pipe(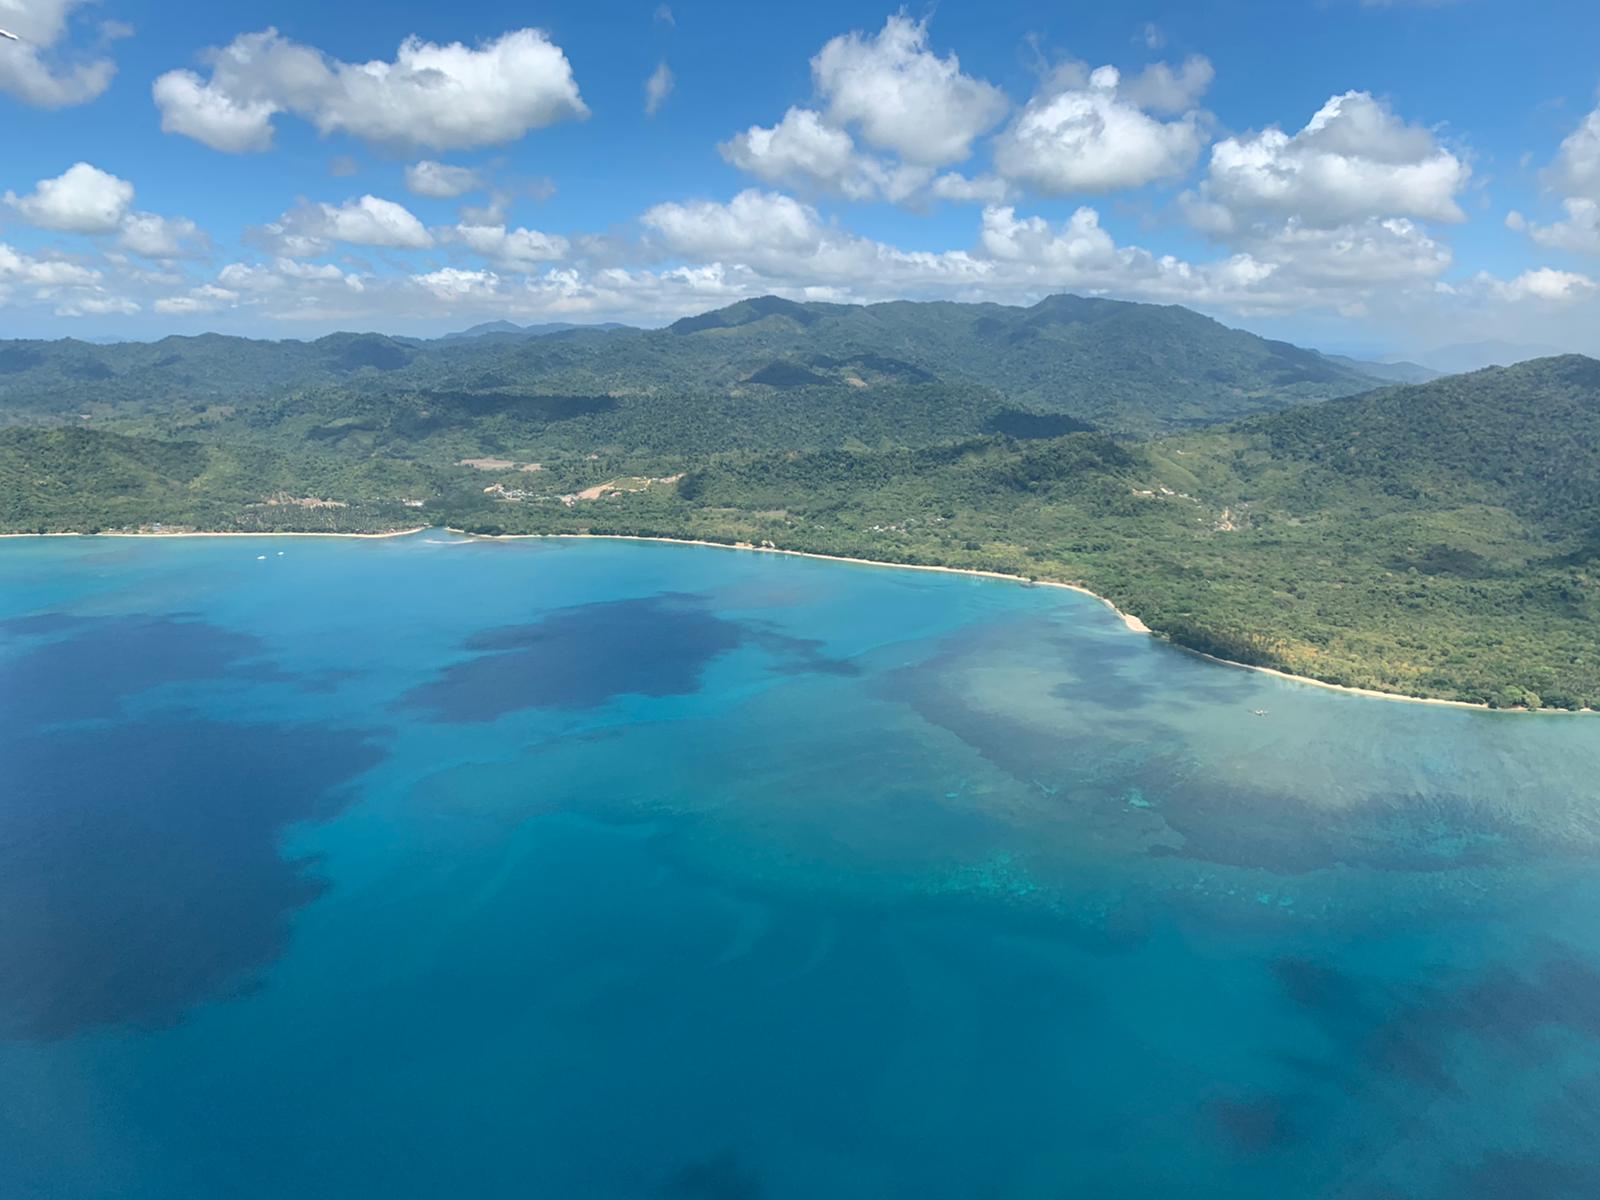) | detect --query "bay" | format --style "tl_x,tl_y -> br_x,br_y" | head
3,532 -> 1598,1199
